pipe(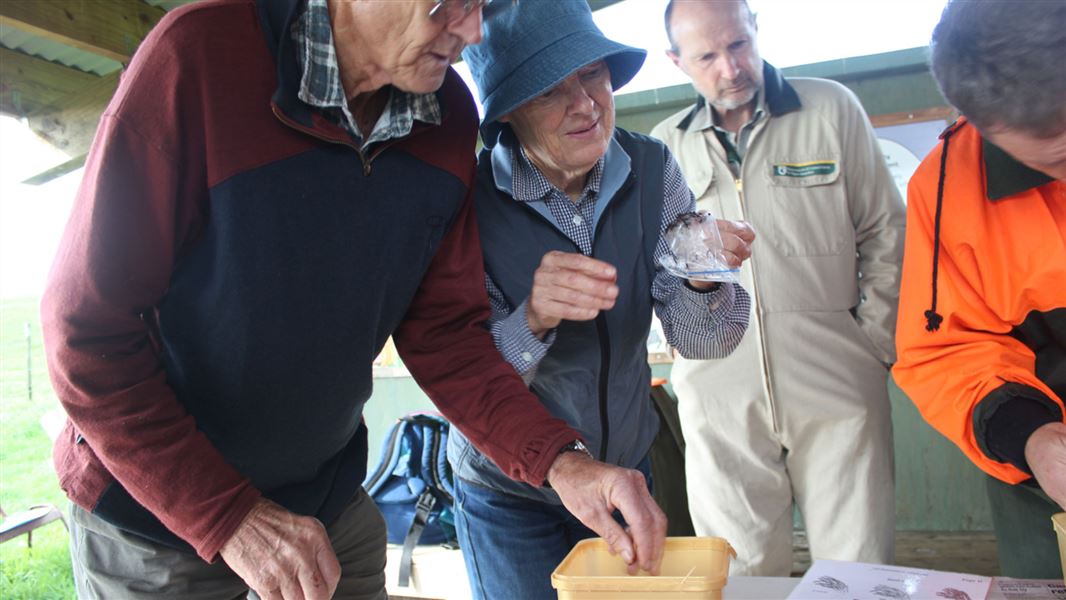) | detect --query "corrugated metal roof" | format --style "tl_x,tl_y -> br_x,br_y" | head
0,26 -> 122,76
1,0 -> 615,78
0,0 -> 632,98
